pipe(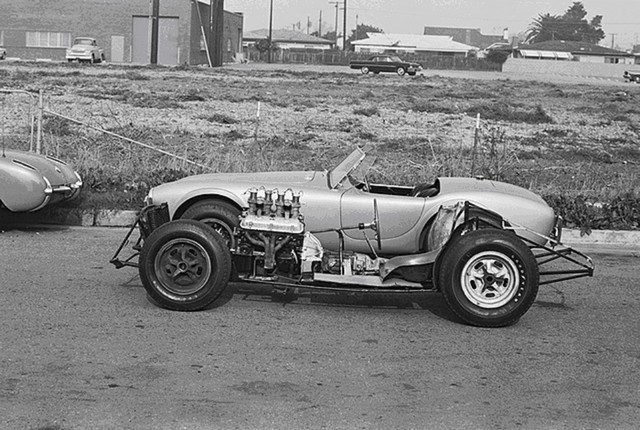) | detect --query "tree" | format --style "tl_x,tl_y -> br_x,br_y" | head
323,30 -> 337,43
255,38 -> 277,54
525,1 -> 605,44
345,24 -> 383,51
